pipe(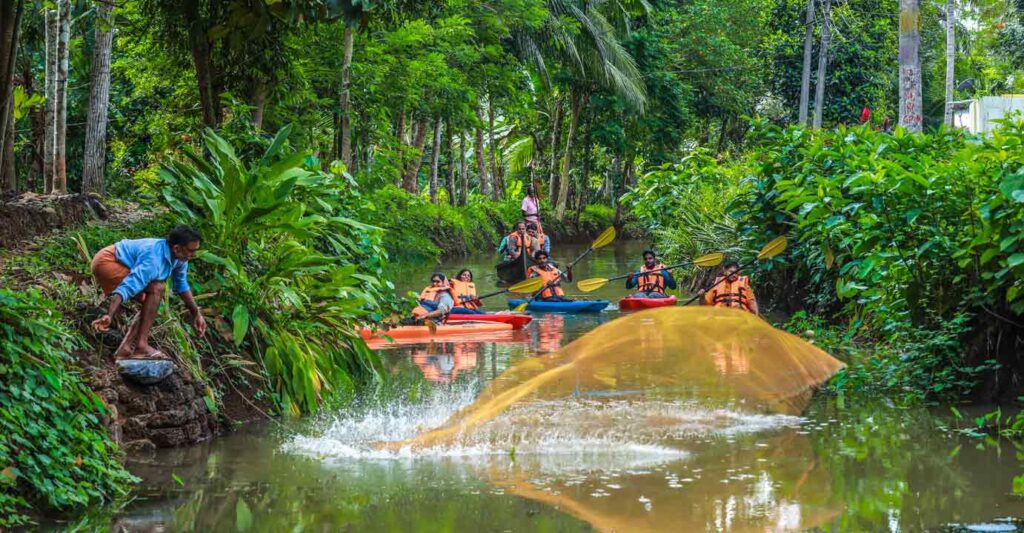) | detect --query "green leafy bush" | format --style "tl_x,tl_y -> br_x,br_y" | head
157,126 -> 401,415
0,289 -> 136,527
